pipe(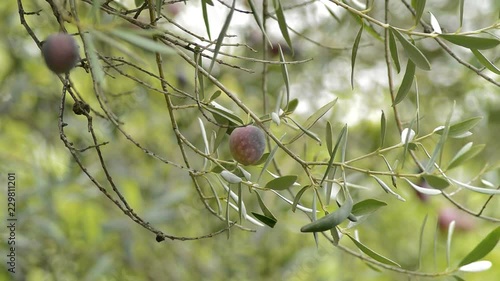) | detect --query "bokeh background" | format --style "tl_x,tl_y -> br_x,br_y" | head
1,0 -> 499,280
